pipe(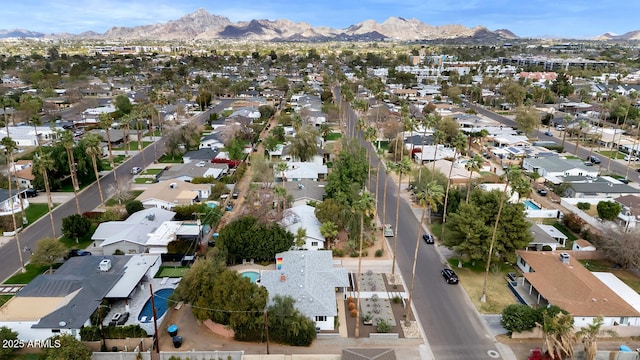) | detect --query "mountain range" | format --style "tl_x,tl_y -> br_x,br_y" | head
0,9 -> 638,41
